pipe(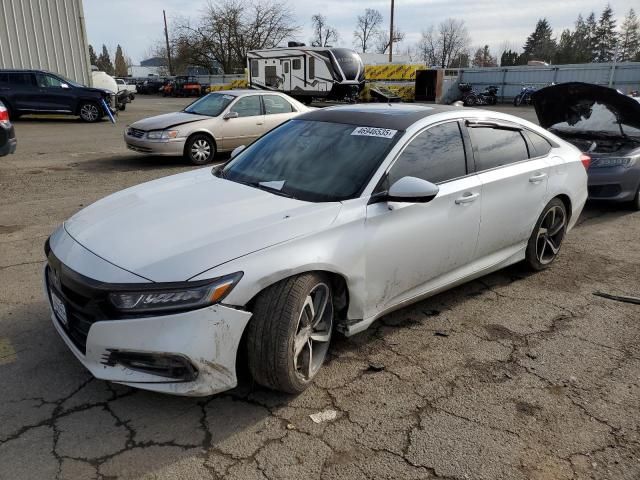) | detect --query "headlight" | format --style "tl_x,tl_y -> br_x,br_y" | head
146,130 -> 179,140
108,272 -> 243,313
590,156 -> 637,168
